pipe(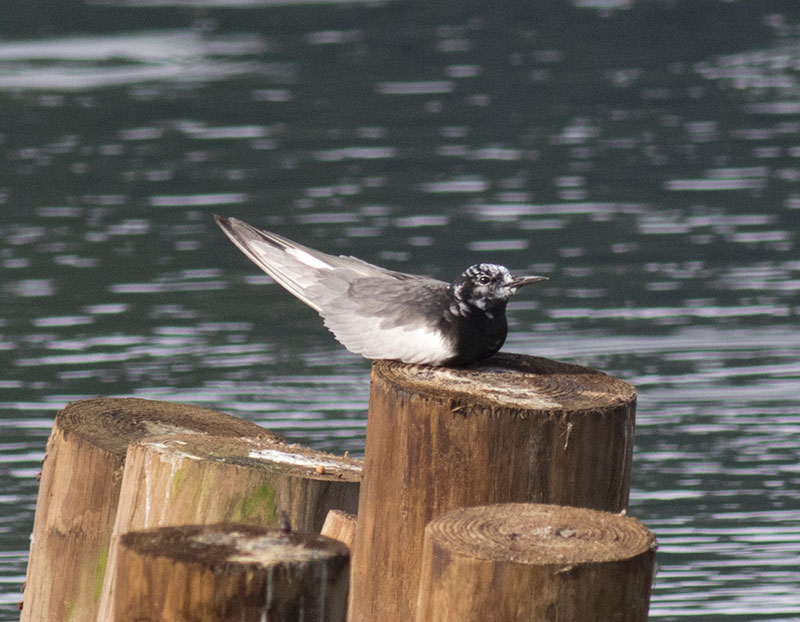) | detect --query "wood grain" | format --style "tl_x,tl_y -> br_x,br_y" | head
21,398 -> 276,622
322,509 -> 358,550
416,503 -> 656,621
113,523 -> 349,622
97,433 -> 360,620
349,353 -> 637,622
